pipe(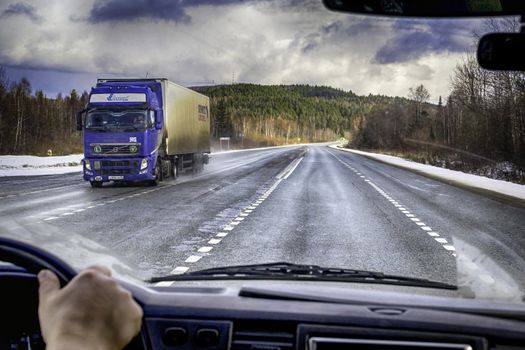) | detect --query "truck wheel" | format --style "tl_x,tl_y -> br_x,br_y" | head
150,158 -> 162,186
90,181 -> 103,188
172,159 -> 178,179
